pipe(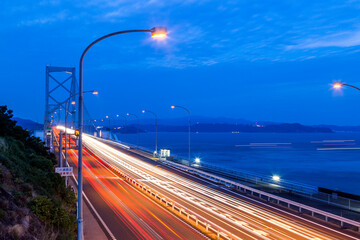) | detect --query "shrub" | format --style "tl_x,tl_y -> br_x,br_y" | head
29,196 -> 54,223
